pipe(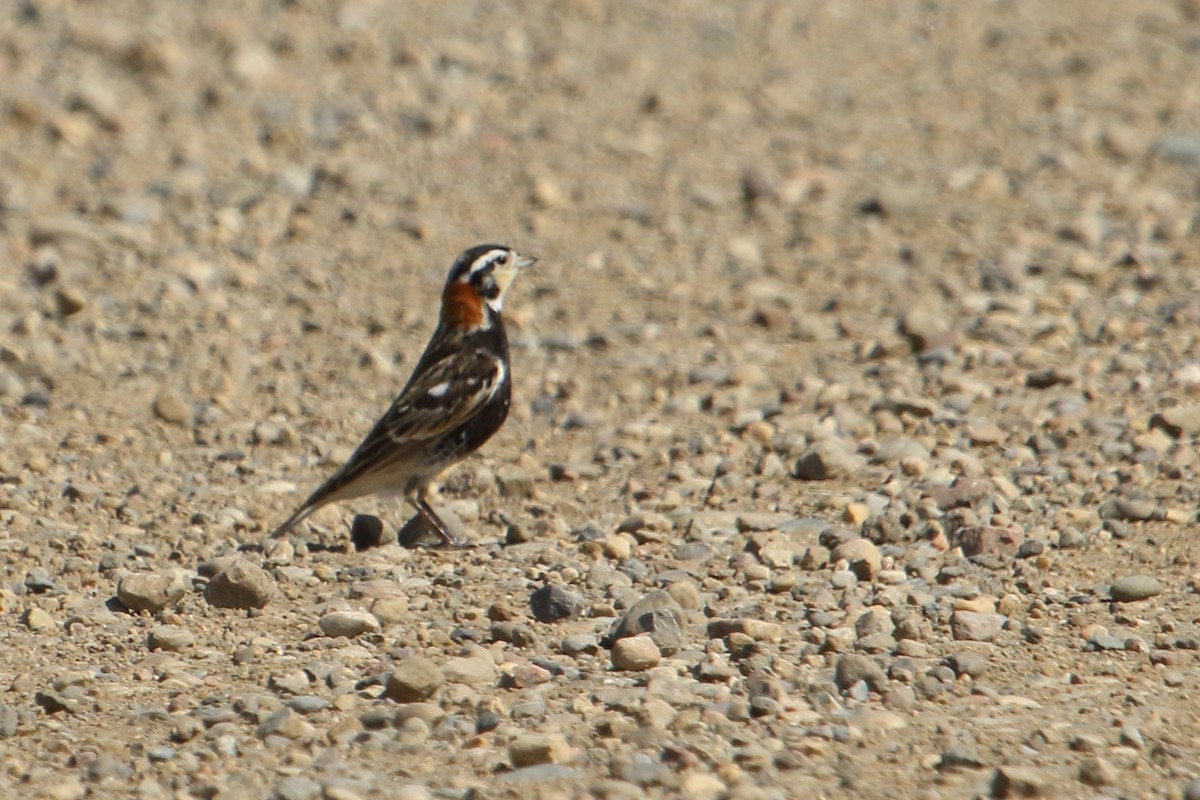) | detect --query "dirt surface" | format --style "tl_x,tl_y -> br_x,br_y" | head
2,1 -> 1200,798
